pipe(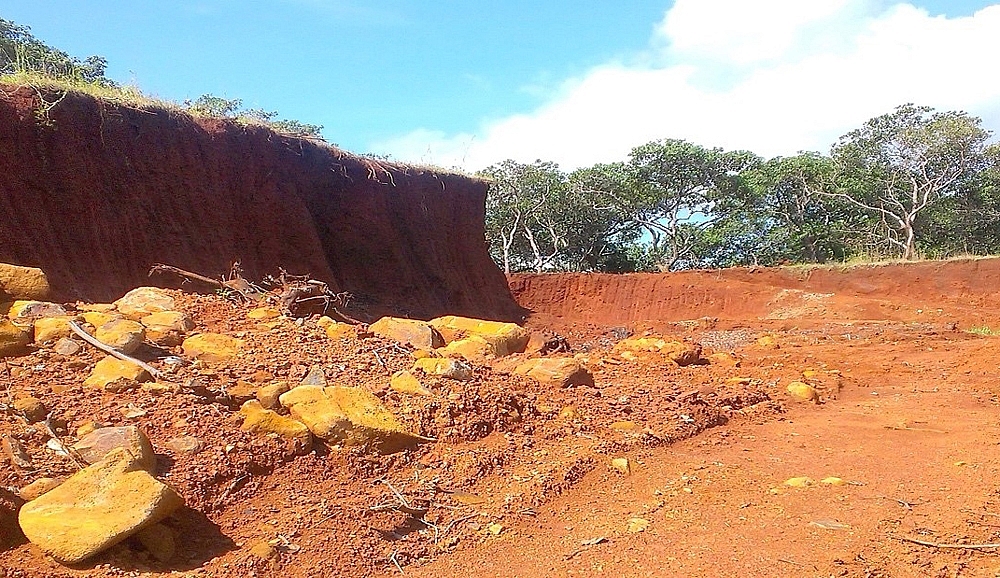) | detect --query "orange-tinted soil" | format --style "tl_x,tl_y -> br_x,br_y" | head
4,258 -> 1000,577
